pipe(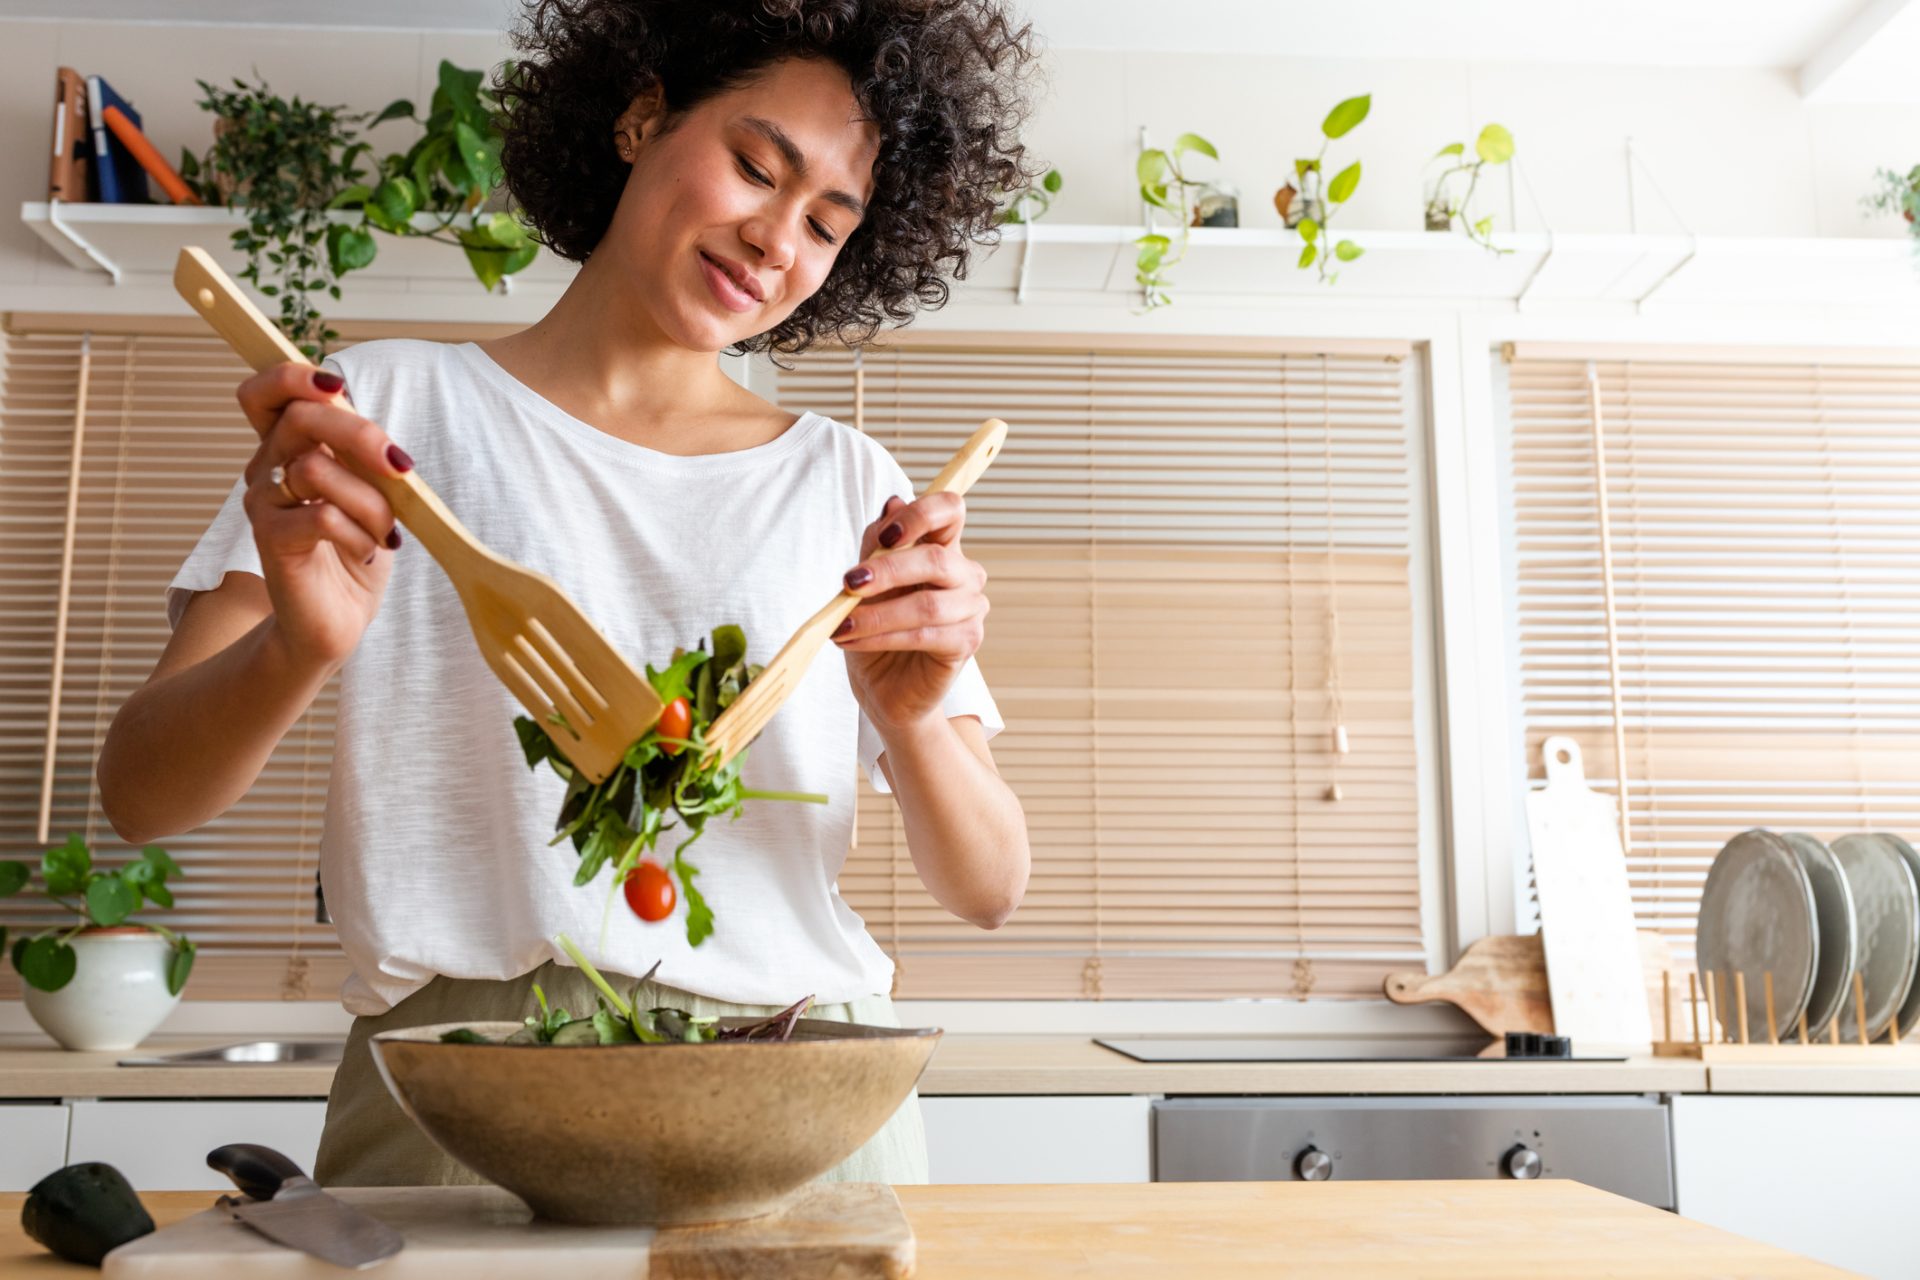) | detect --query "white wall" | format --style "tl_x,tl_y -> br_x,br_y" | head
5,17 -> 1920,302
